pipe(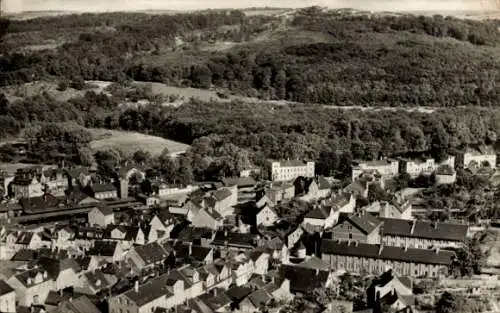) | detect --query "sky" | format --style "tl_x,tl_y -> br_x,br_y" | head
2,0 -> 498,13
